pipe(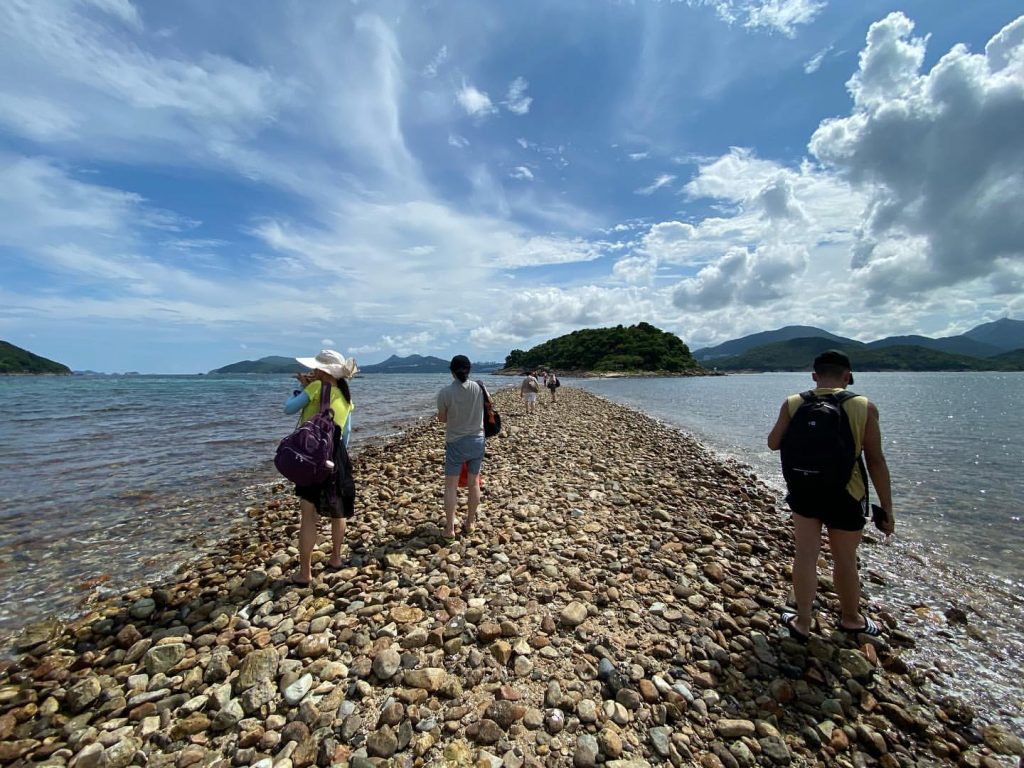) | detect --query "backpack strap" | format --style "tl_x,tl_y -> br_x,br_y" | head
319,382 -> 333,416
476,380 -> 491,403
833,390 -> 870,514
